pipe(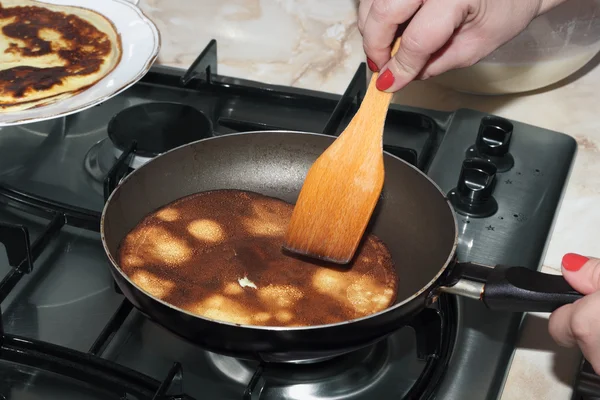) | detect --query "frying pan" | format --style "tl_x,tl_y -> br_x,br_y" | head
101,130 -> 583,363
